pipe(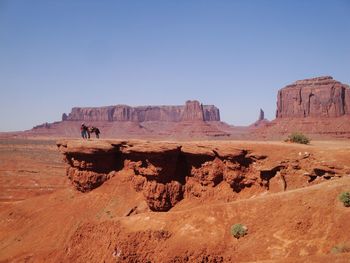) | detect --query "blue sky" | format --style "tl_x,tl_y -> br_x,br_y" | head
1,0 -> 349,131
